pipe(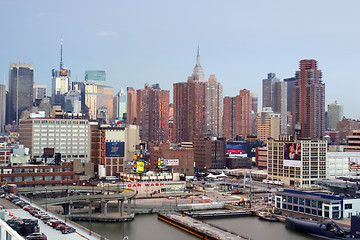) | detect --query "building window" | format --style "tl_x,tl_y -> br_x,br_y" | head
44,176 -> 52,181
345,204 -> 352,210
24,176 -> 33,182
13,177 -> 22,182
